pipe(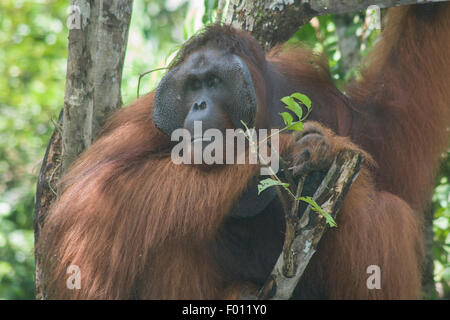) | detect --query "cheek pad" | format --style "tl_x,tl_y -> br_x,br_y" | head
153,66 -> 186,136
221,55 -> 258,129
